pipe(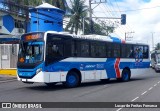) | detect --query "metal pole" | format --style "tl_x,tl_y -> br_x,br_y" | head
83,17 -> 85,35
152,32 -> 154,50
125,32 -> 134,41
0,45 -> 2,69
89,0 -> 93,34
